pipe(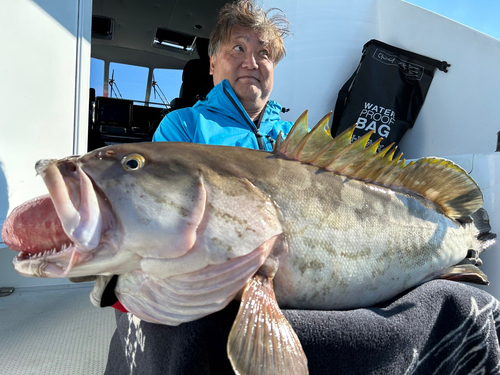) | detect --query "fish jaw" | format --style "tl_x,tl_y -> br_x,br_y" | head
5,157 -> 123,278
12,241 -> 84,278
35,158 -> 102,251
